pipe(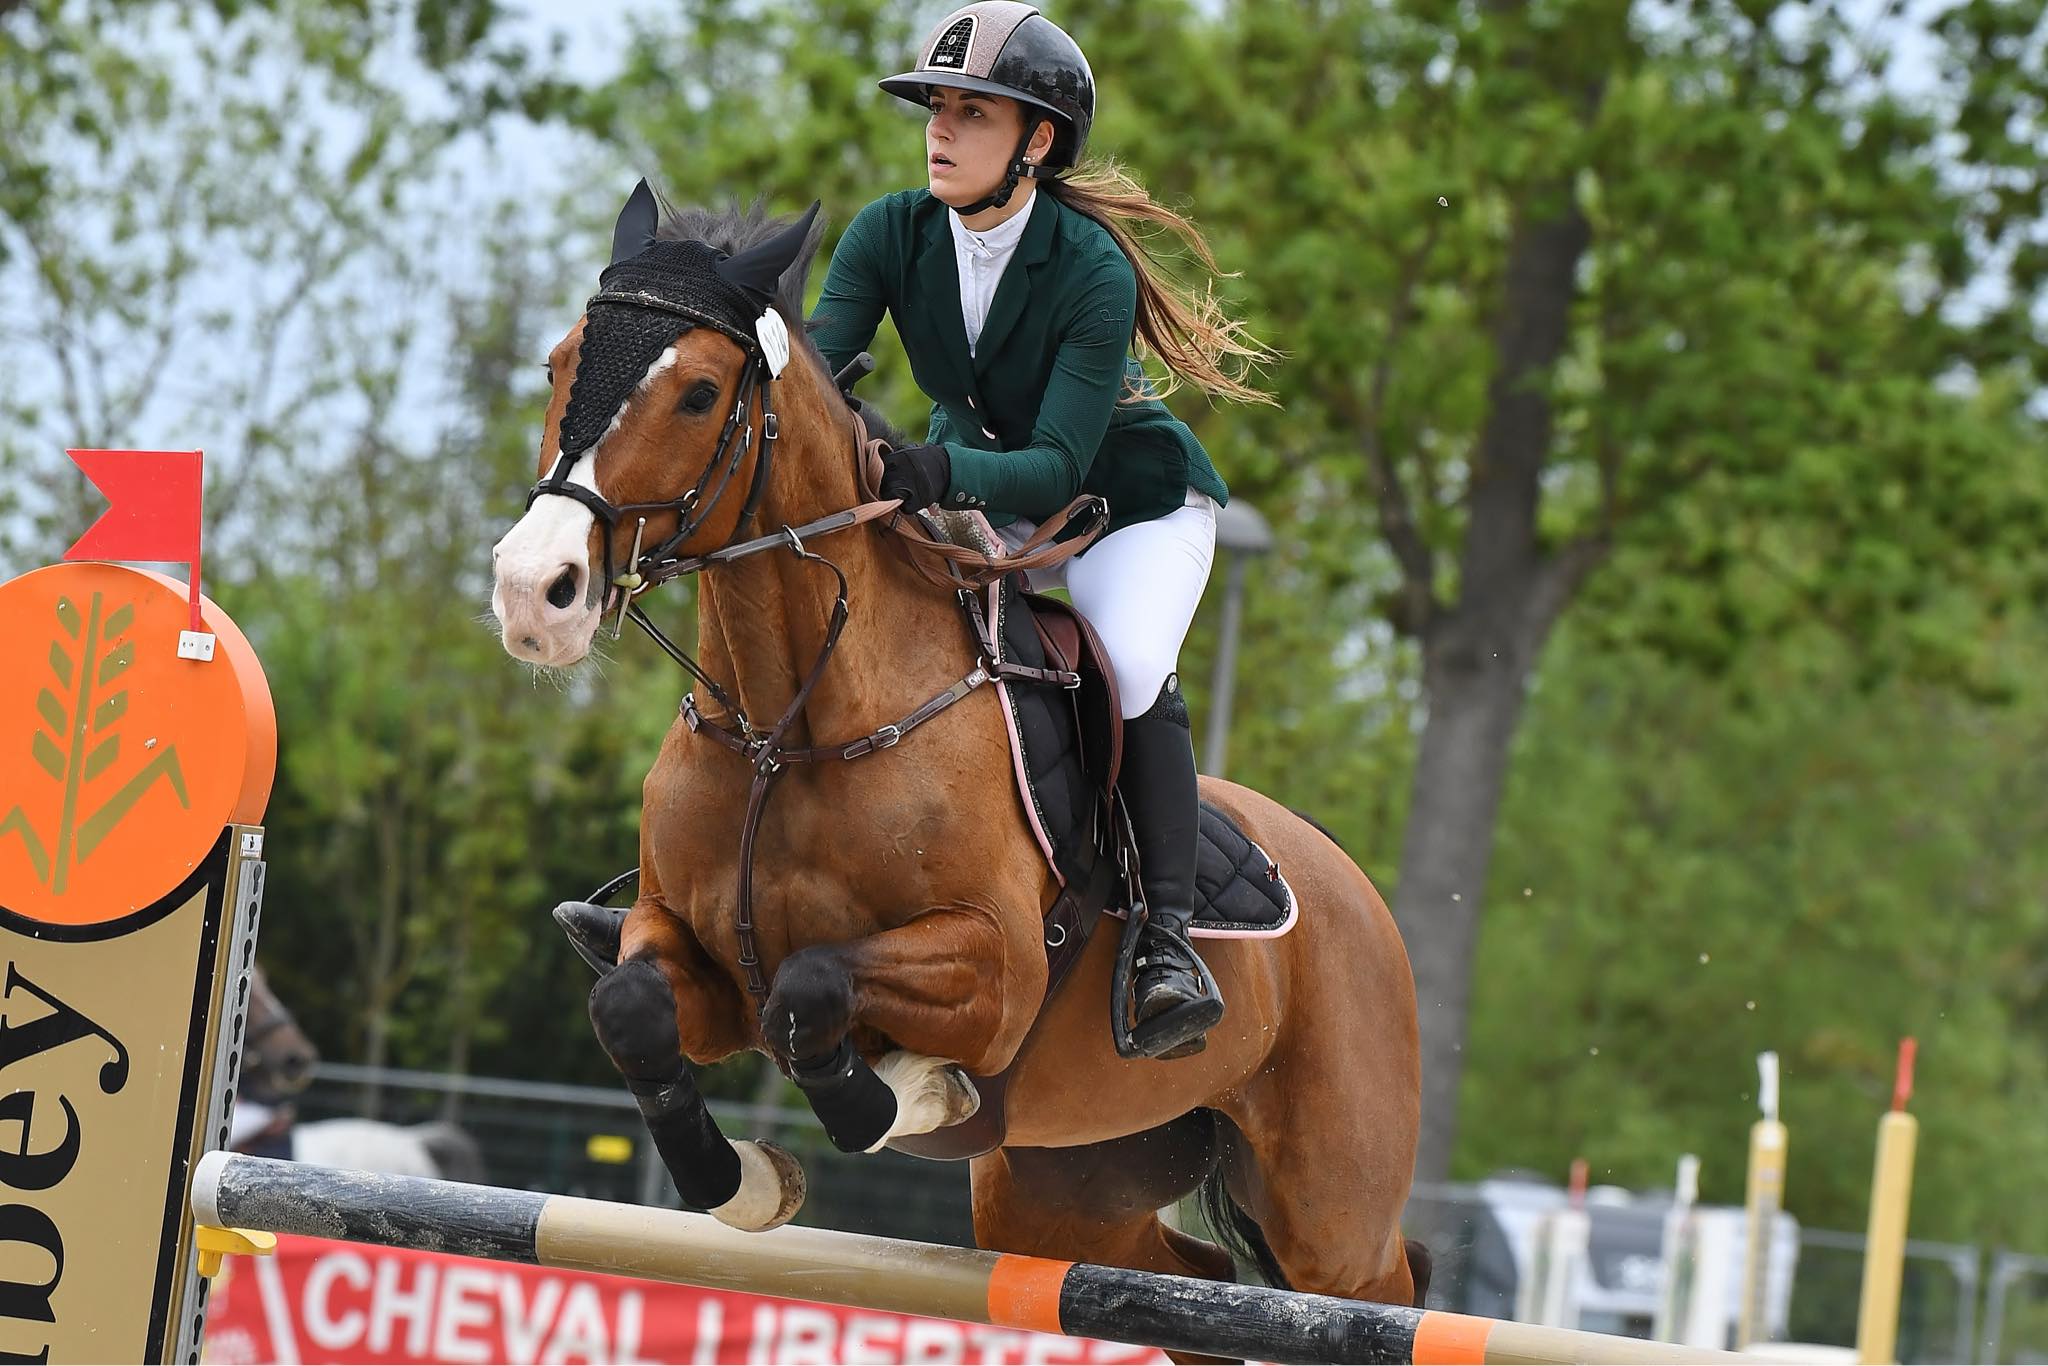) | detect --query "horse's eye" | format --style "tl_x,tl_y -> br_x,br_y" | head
680,381 -> 720,414
542,363 -> 554,382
